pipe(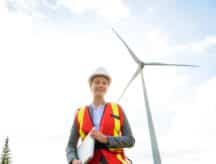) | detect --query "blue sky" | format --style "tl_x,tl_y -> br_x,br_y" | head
27,0 -> 216,82
0,0 -> 216,164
